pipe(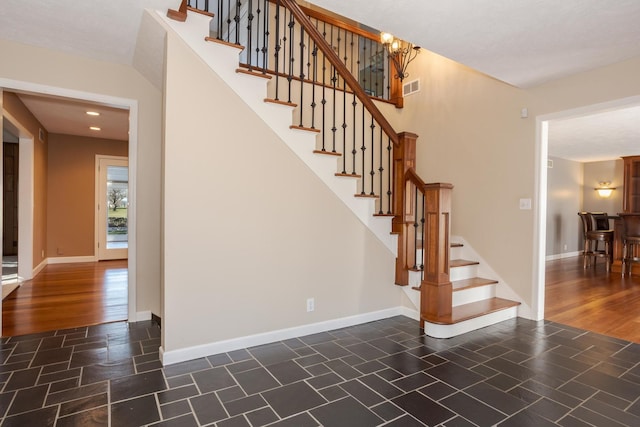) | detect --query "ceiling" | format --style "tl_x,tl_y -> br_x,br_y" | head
1,0 -> 639,160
